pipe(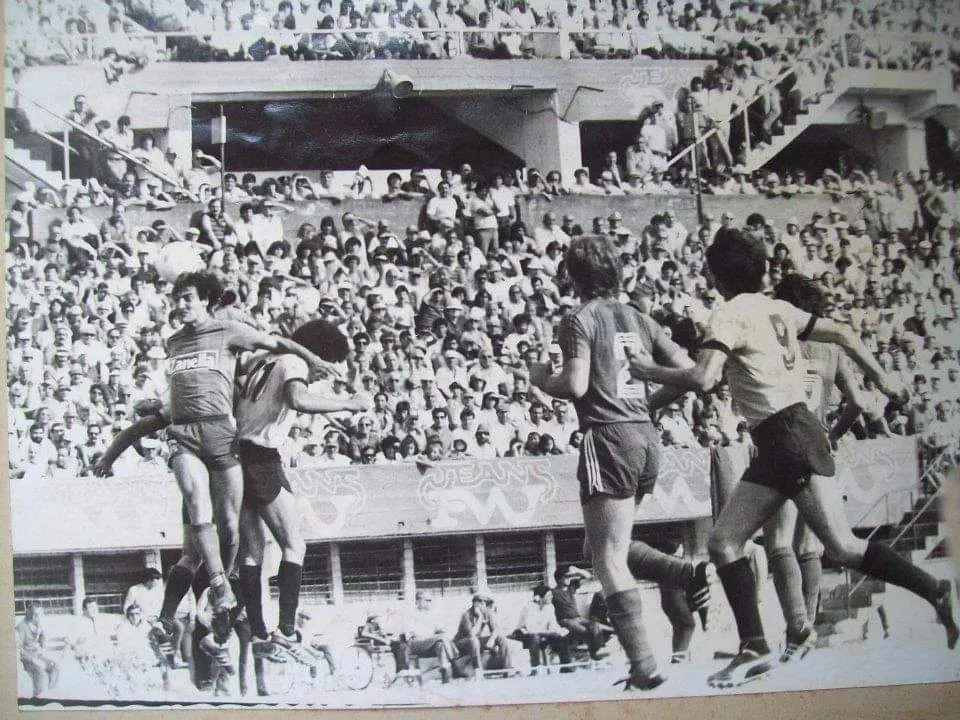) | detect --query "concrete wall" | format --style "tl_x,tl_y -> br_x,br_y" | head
30,195 -> 867,243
